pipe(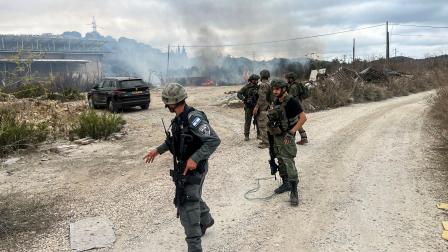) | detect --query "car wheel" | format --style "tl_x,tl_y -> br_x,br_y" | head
108,100 -> 118,113
141,104 -> 149,110
88,97 -> 97,109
